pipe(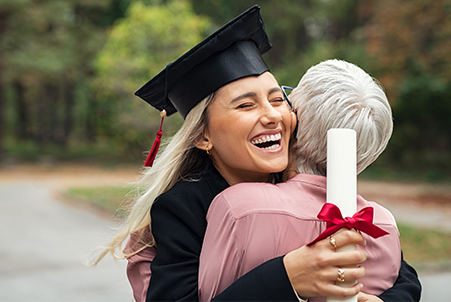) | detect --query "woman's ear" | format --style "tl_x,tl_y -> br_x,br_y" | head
194,130 -> 211,151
